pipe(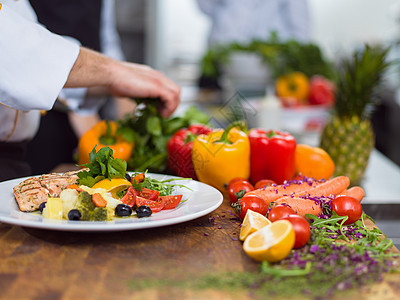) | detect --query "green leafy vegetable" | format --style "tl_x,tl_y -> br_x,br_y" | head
117,99 -> 210,172
77,146 -> 127,187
